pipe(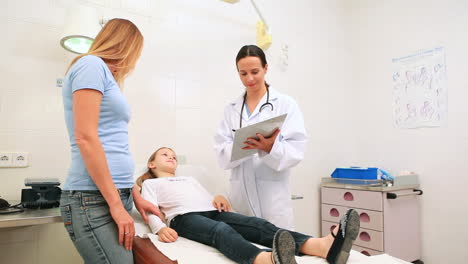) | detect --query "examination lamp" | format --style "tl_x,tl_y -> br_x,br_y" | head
220,0 -> 272,50
60,6 -> 102,54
